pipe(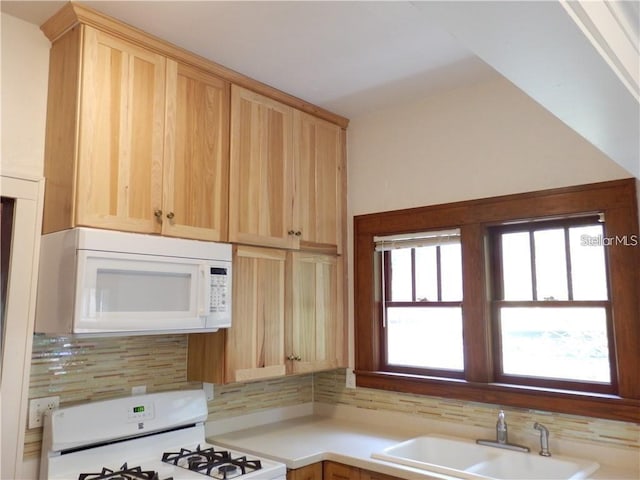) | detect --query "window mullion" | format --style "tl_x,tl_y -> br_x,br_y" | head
529,230 -> 538,300
436,246 -> 442,302
564,227 -> 574,301
411,248 -> 416,302
461,223 -> 492,383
